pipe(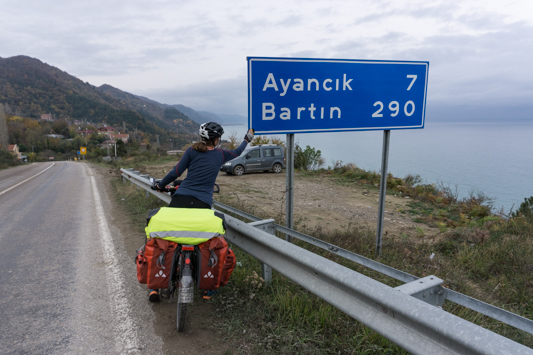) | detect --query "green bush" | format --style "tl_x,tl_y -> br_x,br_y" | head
294,144 -> 324,170
511,196 -> 533,221
116,140 -> 128,156
0,149 -> 19,169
